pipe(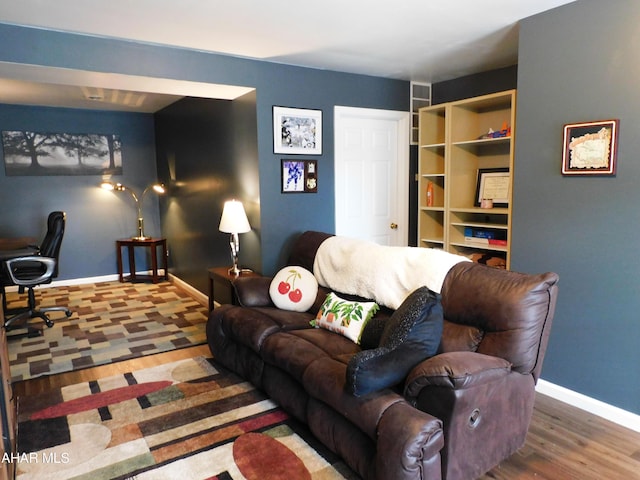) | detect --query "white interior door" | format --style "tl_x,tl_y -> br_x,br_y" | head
334,106 -> 409,246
